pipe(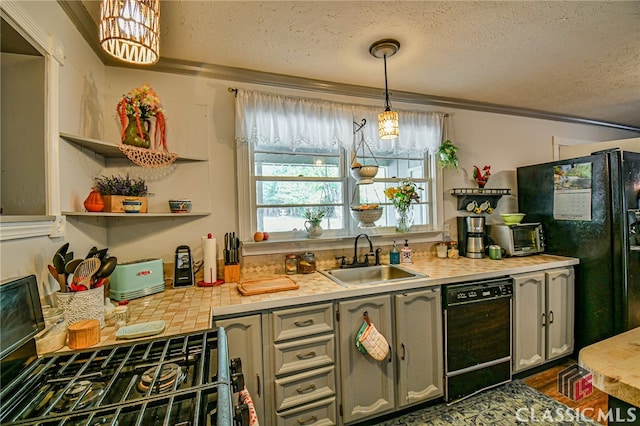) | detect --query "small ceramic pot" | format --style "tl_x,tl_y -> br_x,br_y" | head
122,198 -> 142,213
